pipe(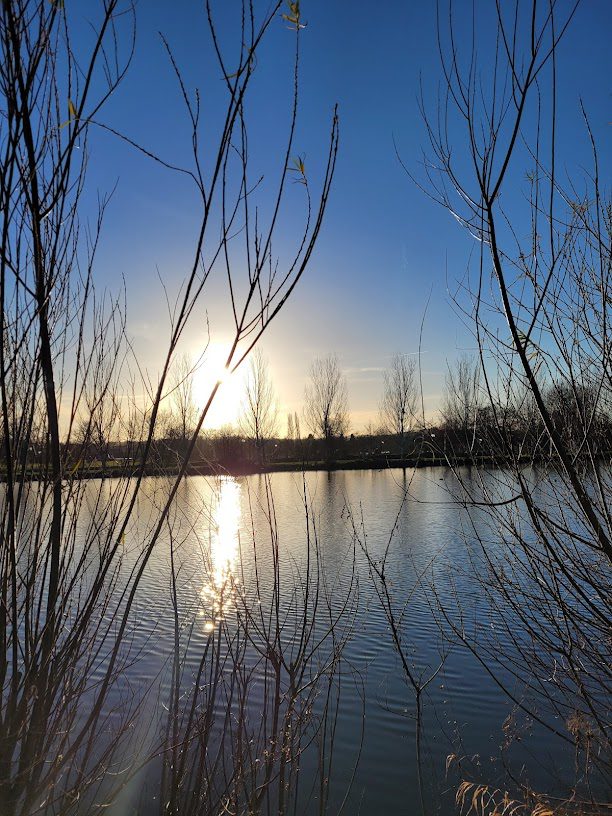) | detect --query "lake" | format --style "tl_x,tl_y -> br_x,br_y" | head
71,466 -> 606,814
